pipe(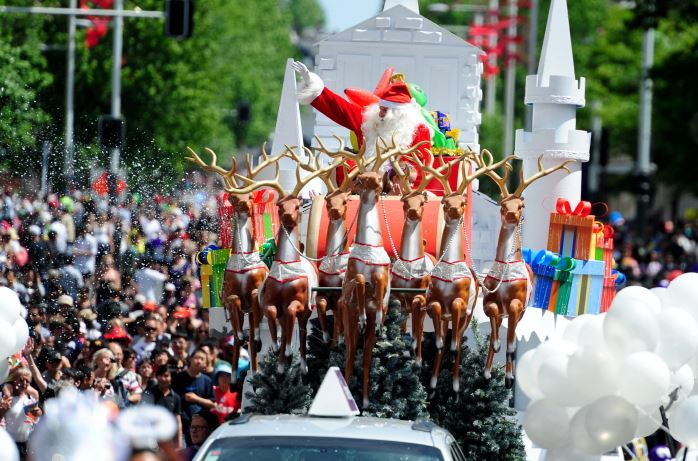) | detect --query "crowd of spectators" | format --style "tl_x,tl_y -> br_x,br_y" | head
611,211 -> 698,288
0,184 -> 248,460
